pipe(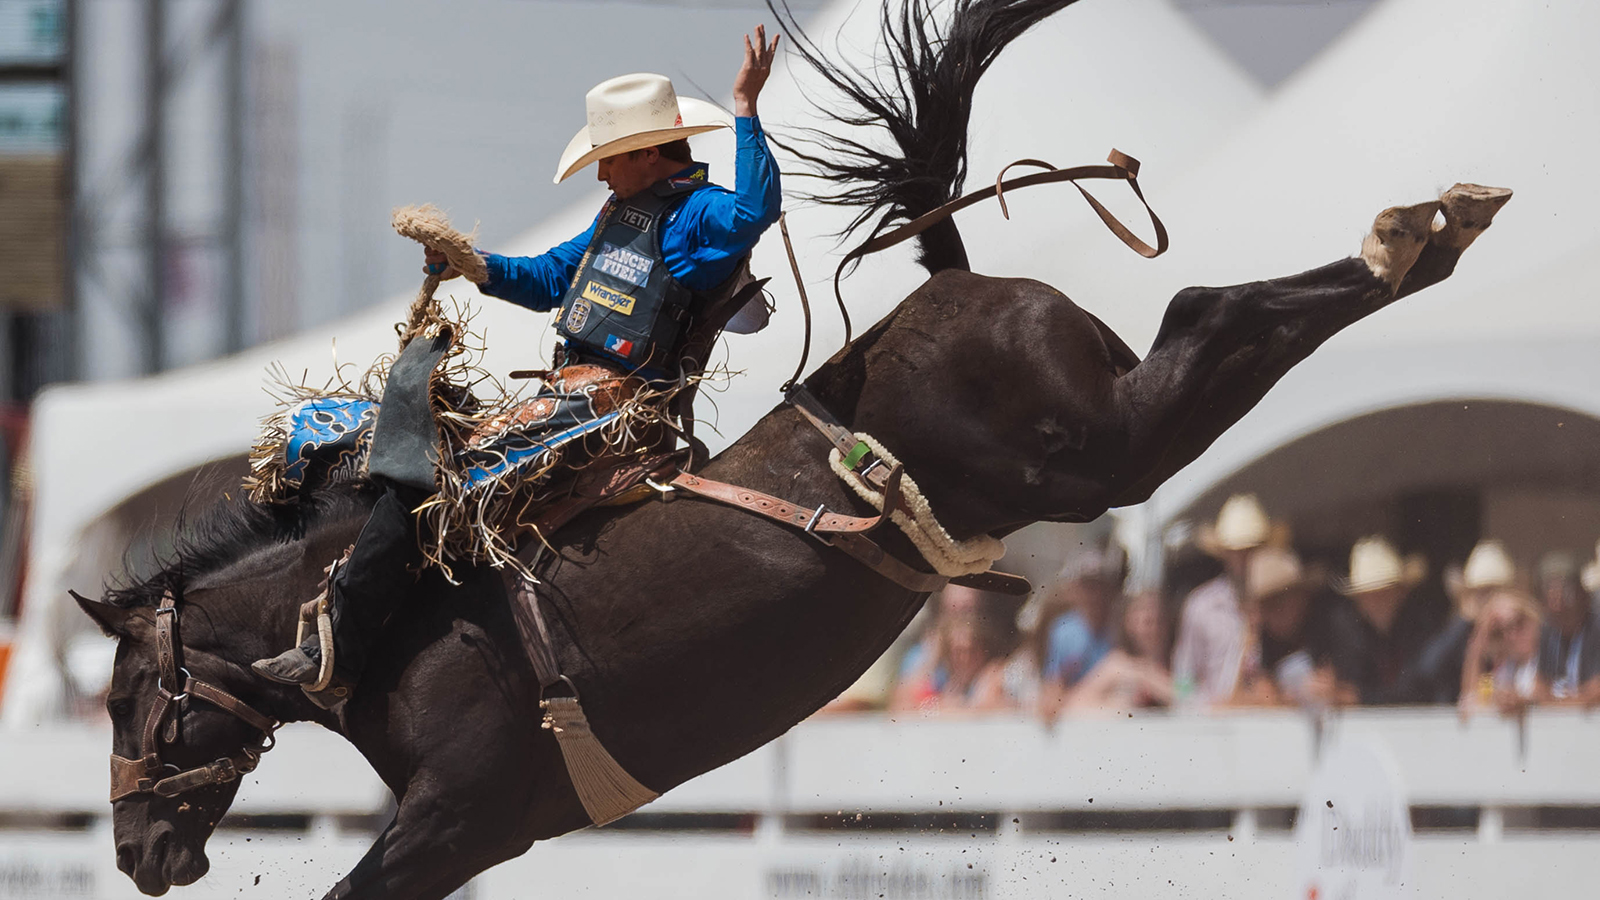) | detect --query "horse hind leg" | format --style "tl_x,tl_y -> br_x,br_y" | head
1361,200 -> 1440,290
1395,183 -> 1514,298
1104,195 -> 1496,507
